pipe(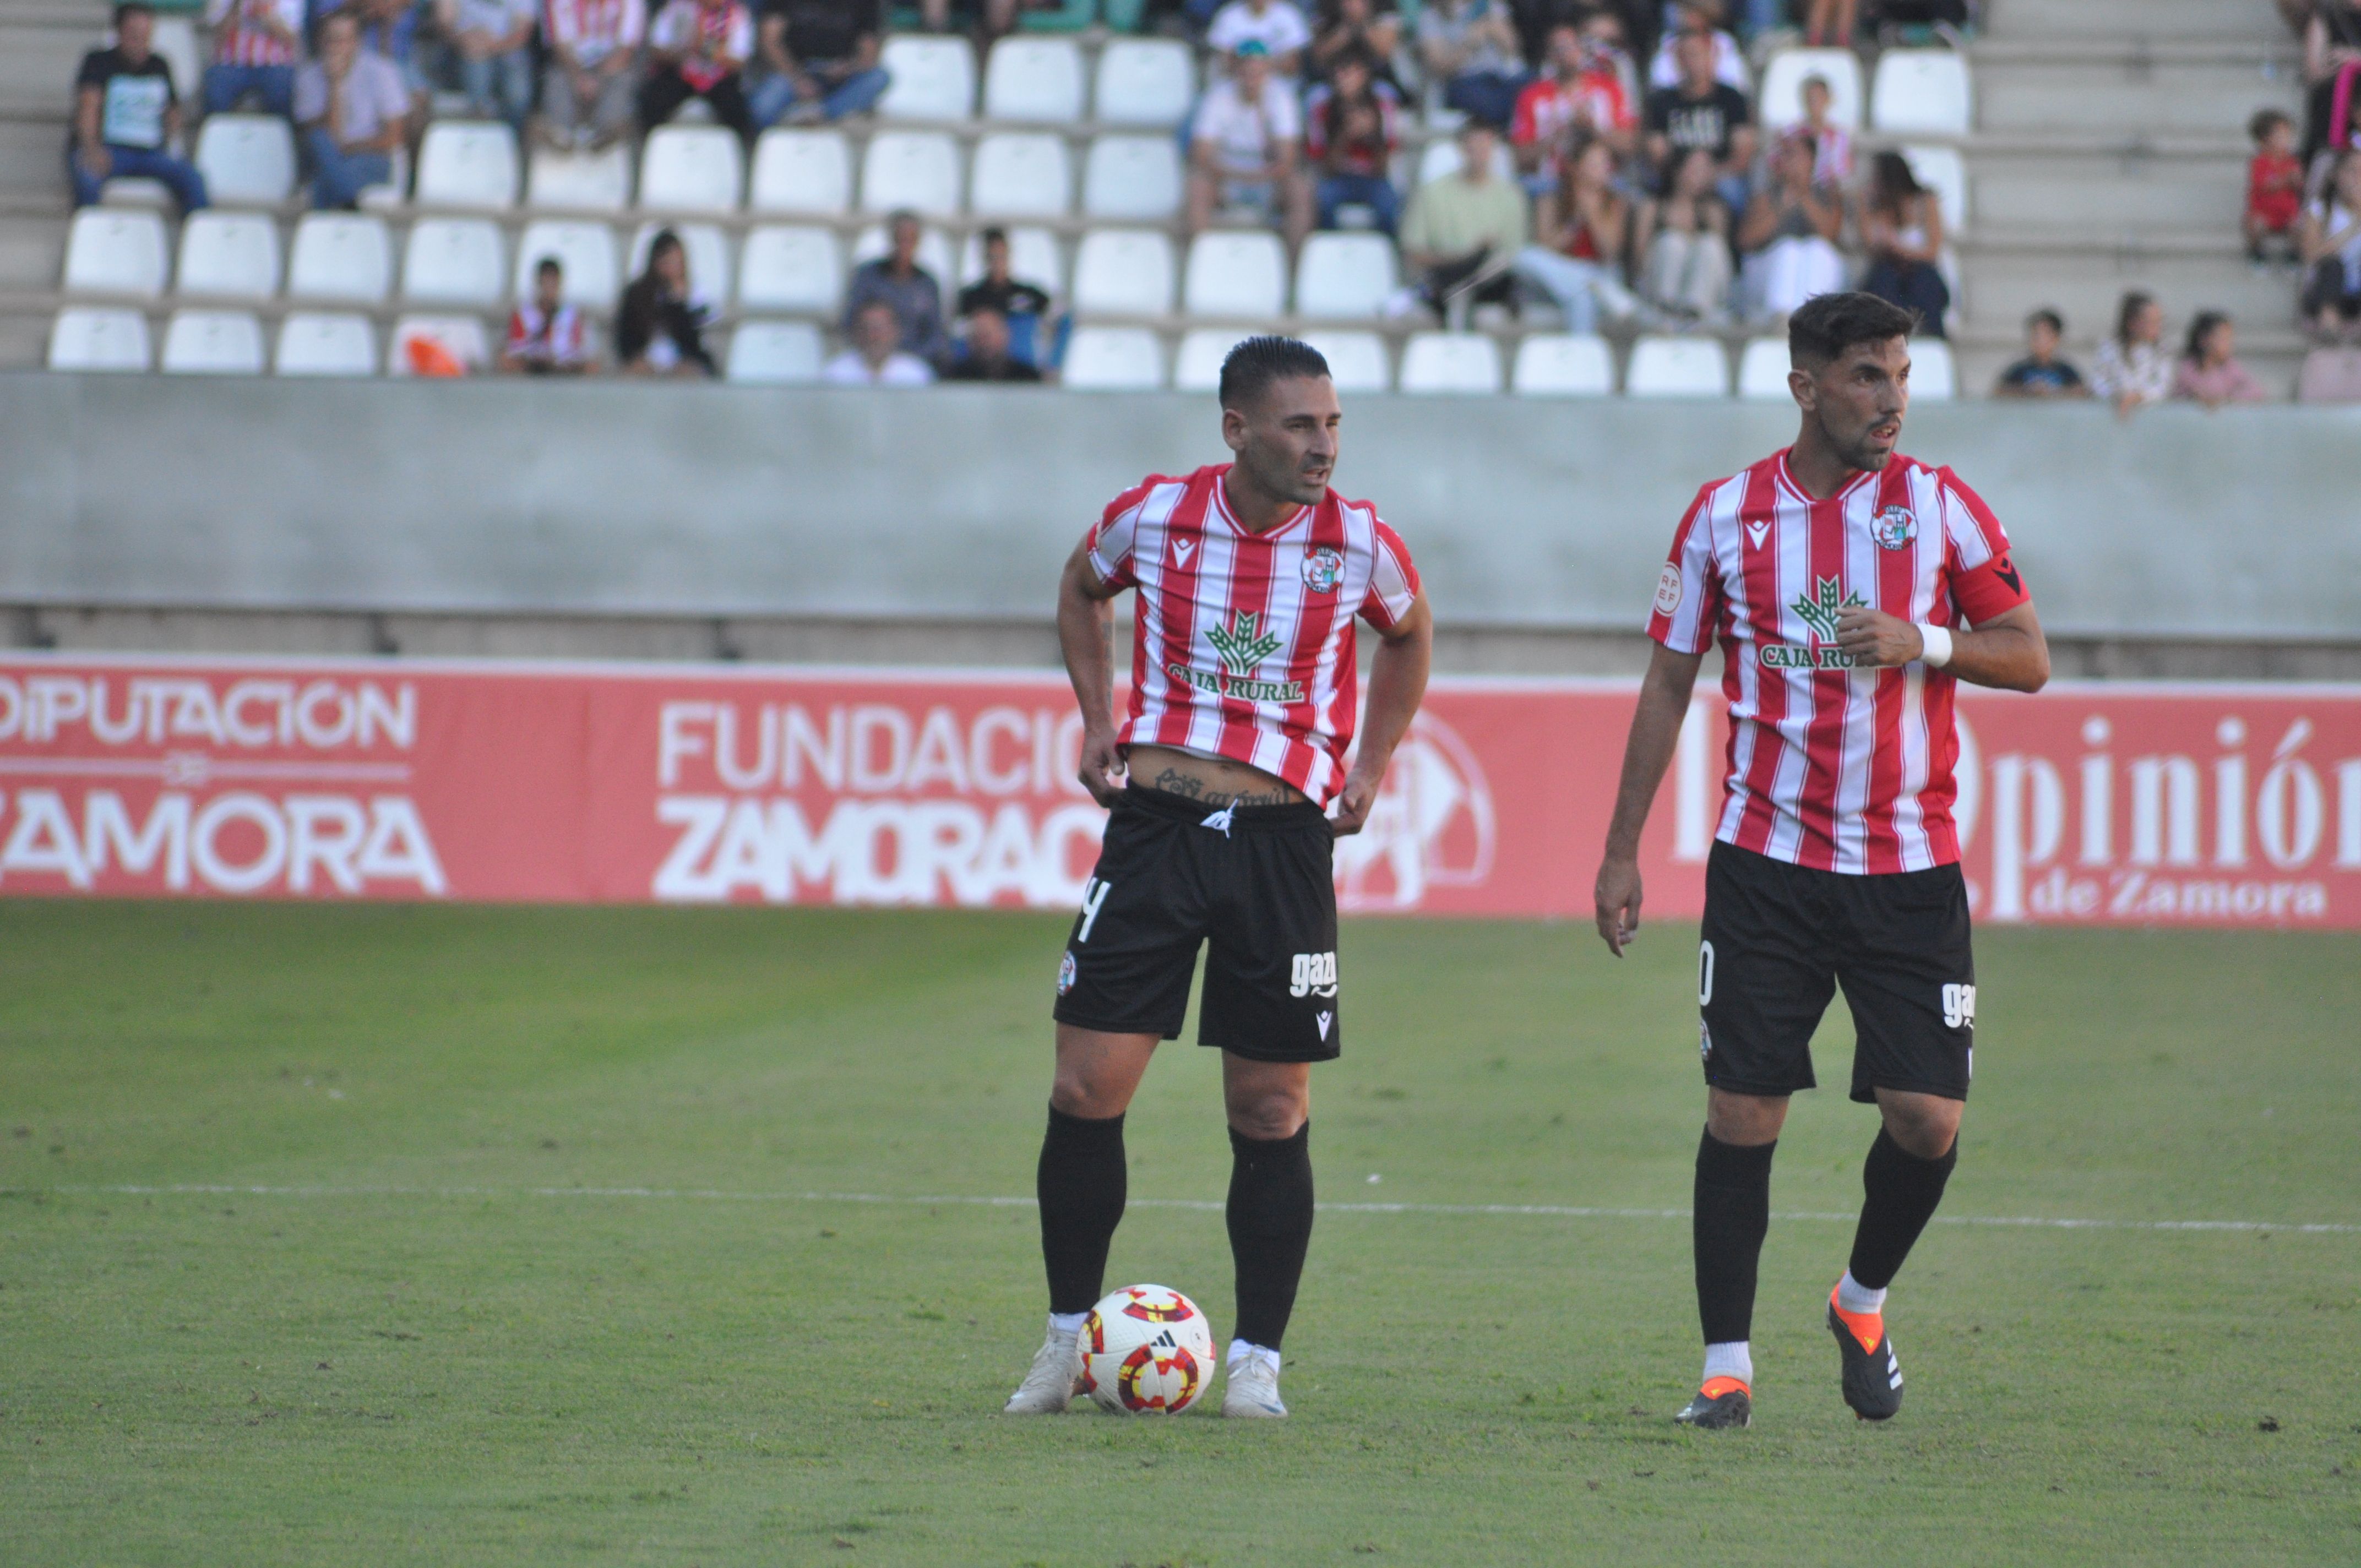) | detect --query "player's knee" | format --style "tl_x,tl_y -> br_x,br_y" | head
1704,1090 -> 1787,1146
1049,1064 -> 1126,1120
1225,1086 -> 1307,1142
1878,1093 -> 1961,1158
